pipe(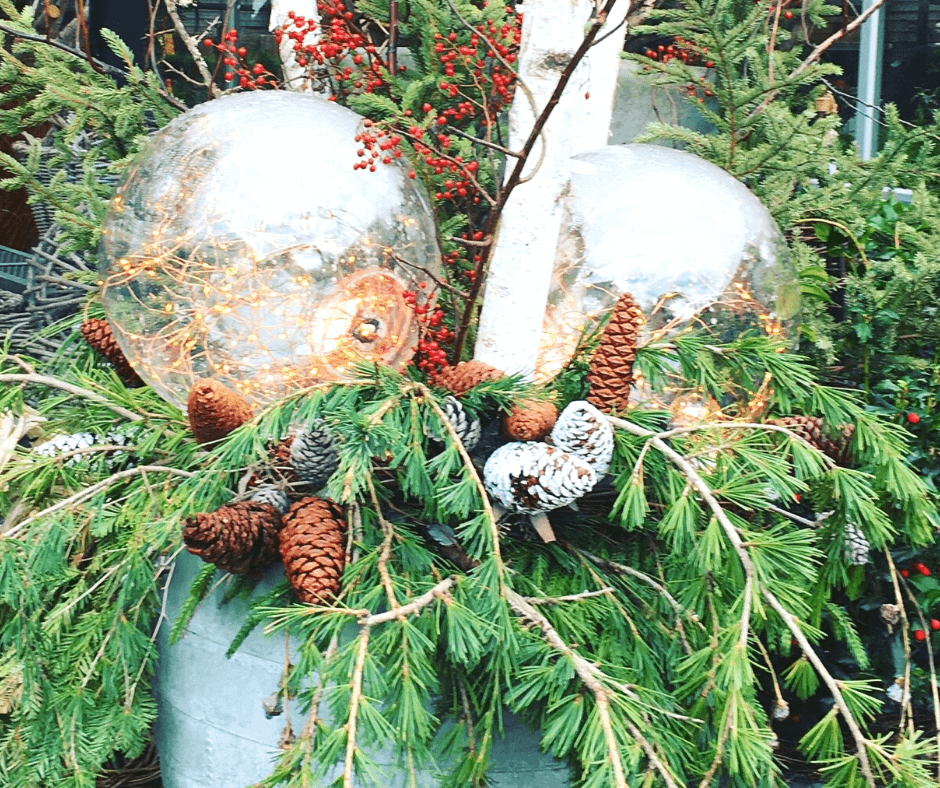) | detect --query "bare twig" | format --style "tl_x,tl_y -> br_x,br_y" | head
165,0 -> 221,98
343,624 -> 372,788
450,0 -> 622,361
360,576 -> 456,626
884,549 -> 915,735
791,0 -> 890,80
523,588 -> 614,605
364,481 -> 400,609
